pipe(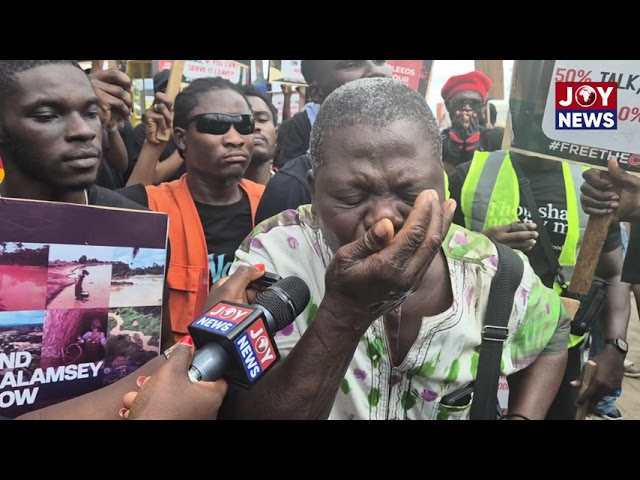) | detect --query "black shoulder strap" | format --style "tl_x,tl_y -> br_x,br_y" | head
469,238 -> 525,420
510,160 -> 567,289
